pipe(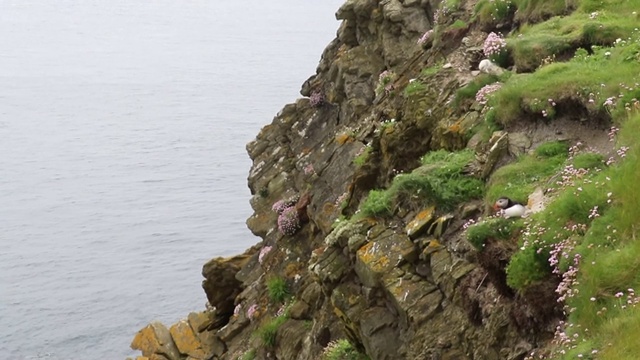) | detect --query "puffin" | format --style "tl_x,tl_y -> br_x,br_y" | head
493,197 -> 527,218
